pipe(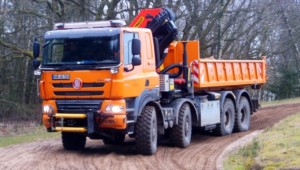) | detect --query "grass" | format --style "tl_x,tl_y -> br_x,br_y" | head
261,97 -> 300,107
0,126 -> 60,147
224,112 -> 300,170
